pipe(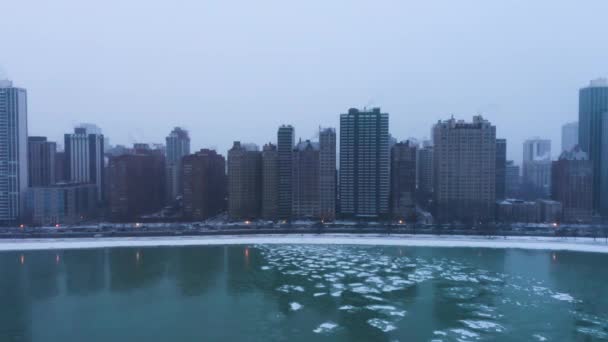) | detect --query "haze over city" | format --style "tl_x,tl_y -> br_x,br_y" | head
2,0 -> 608,162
